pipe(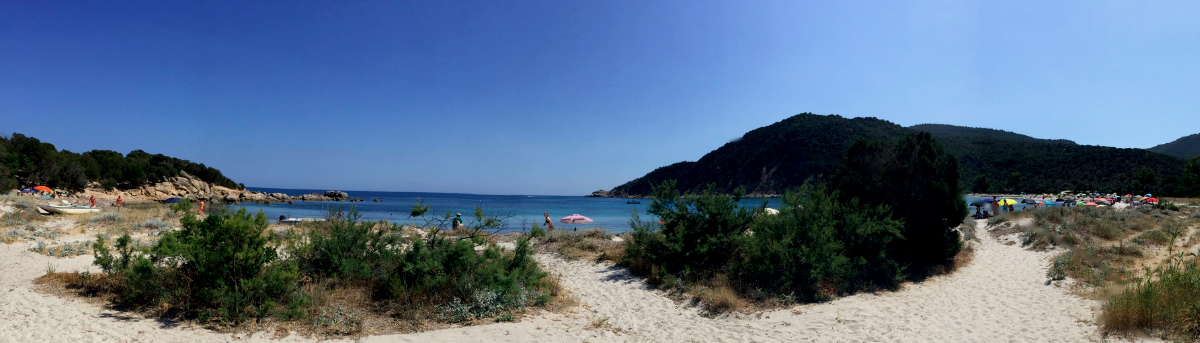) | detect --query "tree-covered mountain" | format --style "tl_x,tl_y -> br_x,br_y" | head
909,124 -> 1077,145
608,114 -> 1193,197
1149,133 -> 1200,160
0,133 -> 238,193
608,114 -> 910,197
